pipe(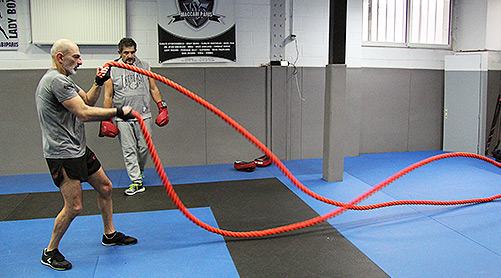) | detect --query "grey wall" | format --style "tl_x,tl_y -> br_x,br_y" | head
357,68 -> 444,153
281,67 -> 445,159
1,69 -> 48,175
0,67 -> 446,176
